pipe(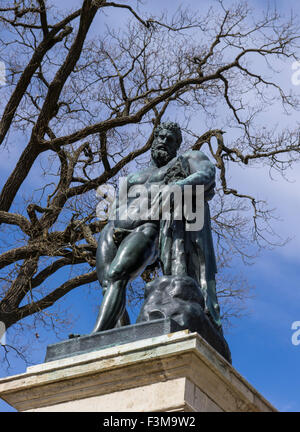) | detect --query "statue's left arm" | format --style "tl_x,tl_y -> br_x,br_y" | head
176,151 -> 216,191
